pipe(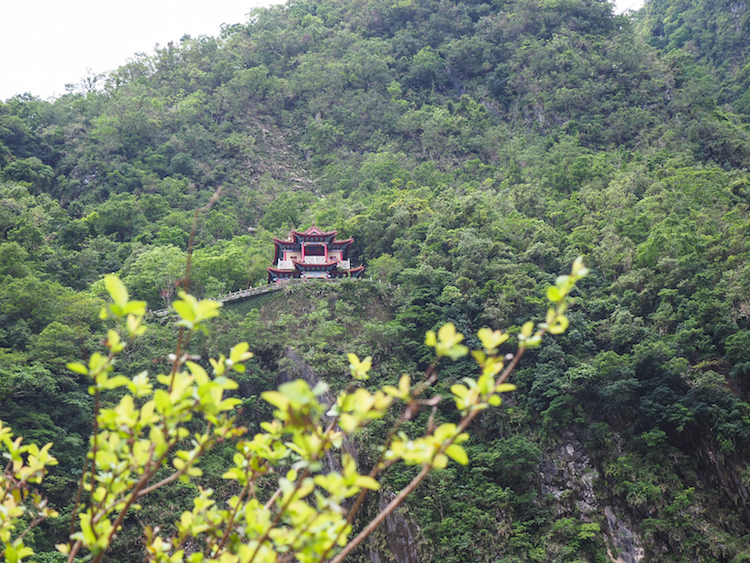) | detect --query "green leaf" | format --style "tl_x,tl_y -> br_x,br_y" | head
477,328 -> 508,351
355,475 -> 380,490
546,285 -> 562,302
172,300 -> 194,322
102,375 -> 131,390
104,275 -> 129,307
154,389 -> 171,414
445,444 -> 468,465
67,362 -> 89,375
261,390 -> 290,410
230,342 -> 253,363
451,384 -> 468,398
123,300 -> 147,316
446,344 -> 469,360
520,321 -> 534,338
572,257 -> 589,277
424,330 -> 437,347
549,314 -> 569,334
